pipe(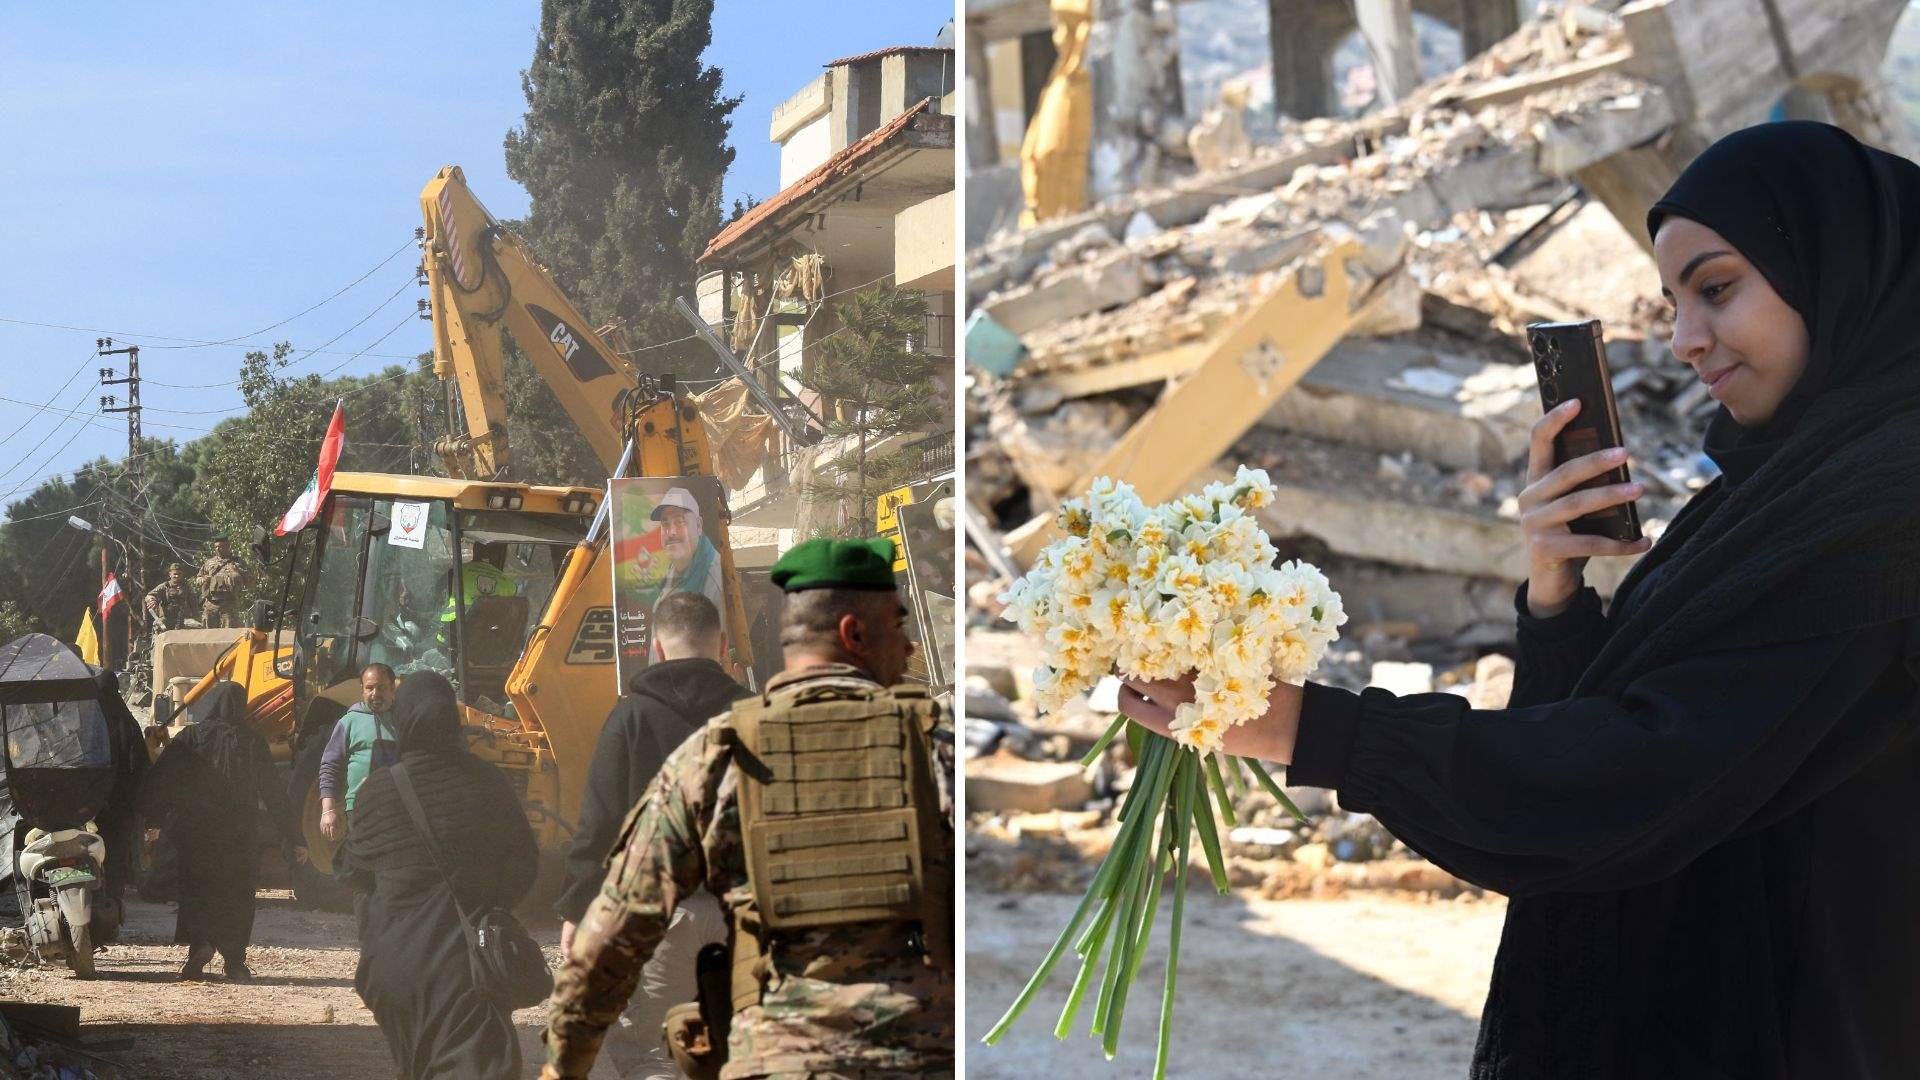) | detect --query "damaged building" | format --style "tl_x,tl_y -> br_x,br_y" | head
696,42 -> 959,562
963,0 -> 1918,885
